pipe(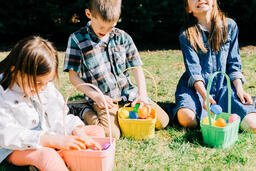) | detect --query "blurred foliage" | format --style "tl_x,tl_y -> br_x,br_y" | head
0,0 -> 255,47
